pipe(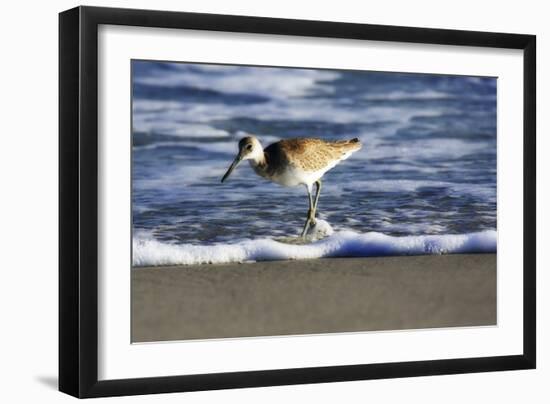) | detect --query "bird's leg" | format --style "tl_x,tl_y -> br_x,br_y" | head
311,180 -> 322,224
301,185 -> 315,238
